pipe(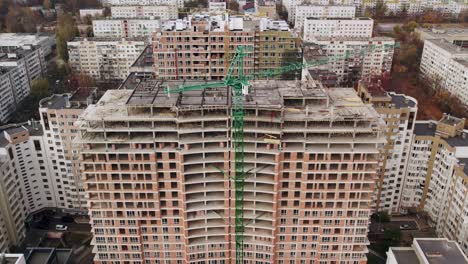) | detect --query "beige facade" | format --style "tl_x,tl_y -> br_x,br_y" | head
357,82 -> 417,214
77,79 -> 385,263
